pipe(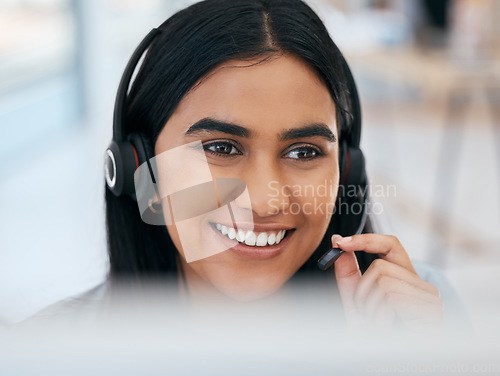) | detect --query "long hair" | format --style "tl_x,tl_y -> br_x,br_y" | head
106,0 -> 377,280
